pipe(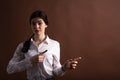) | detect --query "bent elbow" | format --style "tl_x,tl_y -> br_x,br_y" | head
6,65 -> 16,74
